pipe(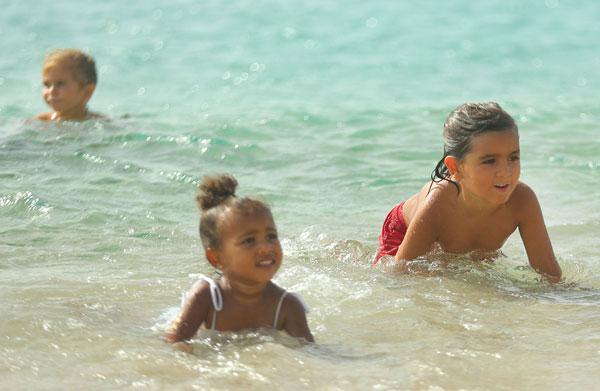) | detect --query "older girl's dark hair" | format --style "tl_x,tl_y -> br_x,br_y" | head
431,102 -> 518,189
197,174 -> 271,250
